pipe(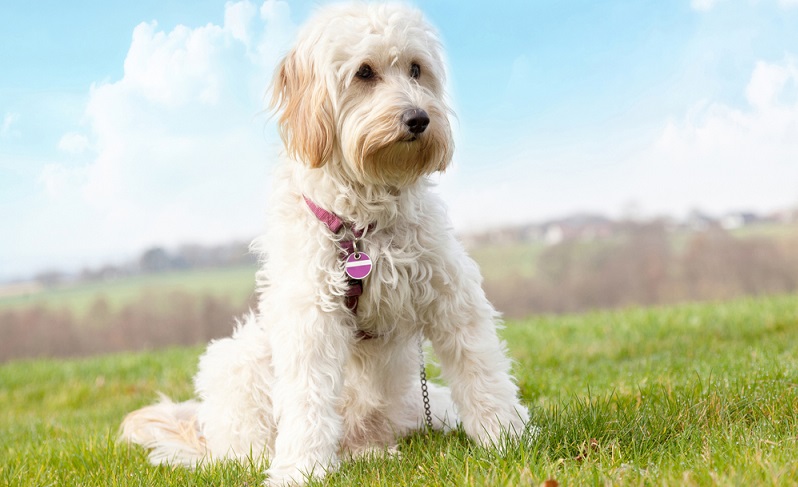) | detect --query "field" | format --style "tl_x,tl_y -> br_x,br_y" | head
0,265 -> 257,316
2,221 -> 797,321
3,294 -> 798,486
